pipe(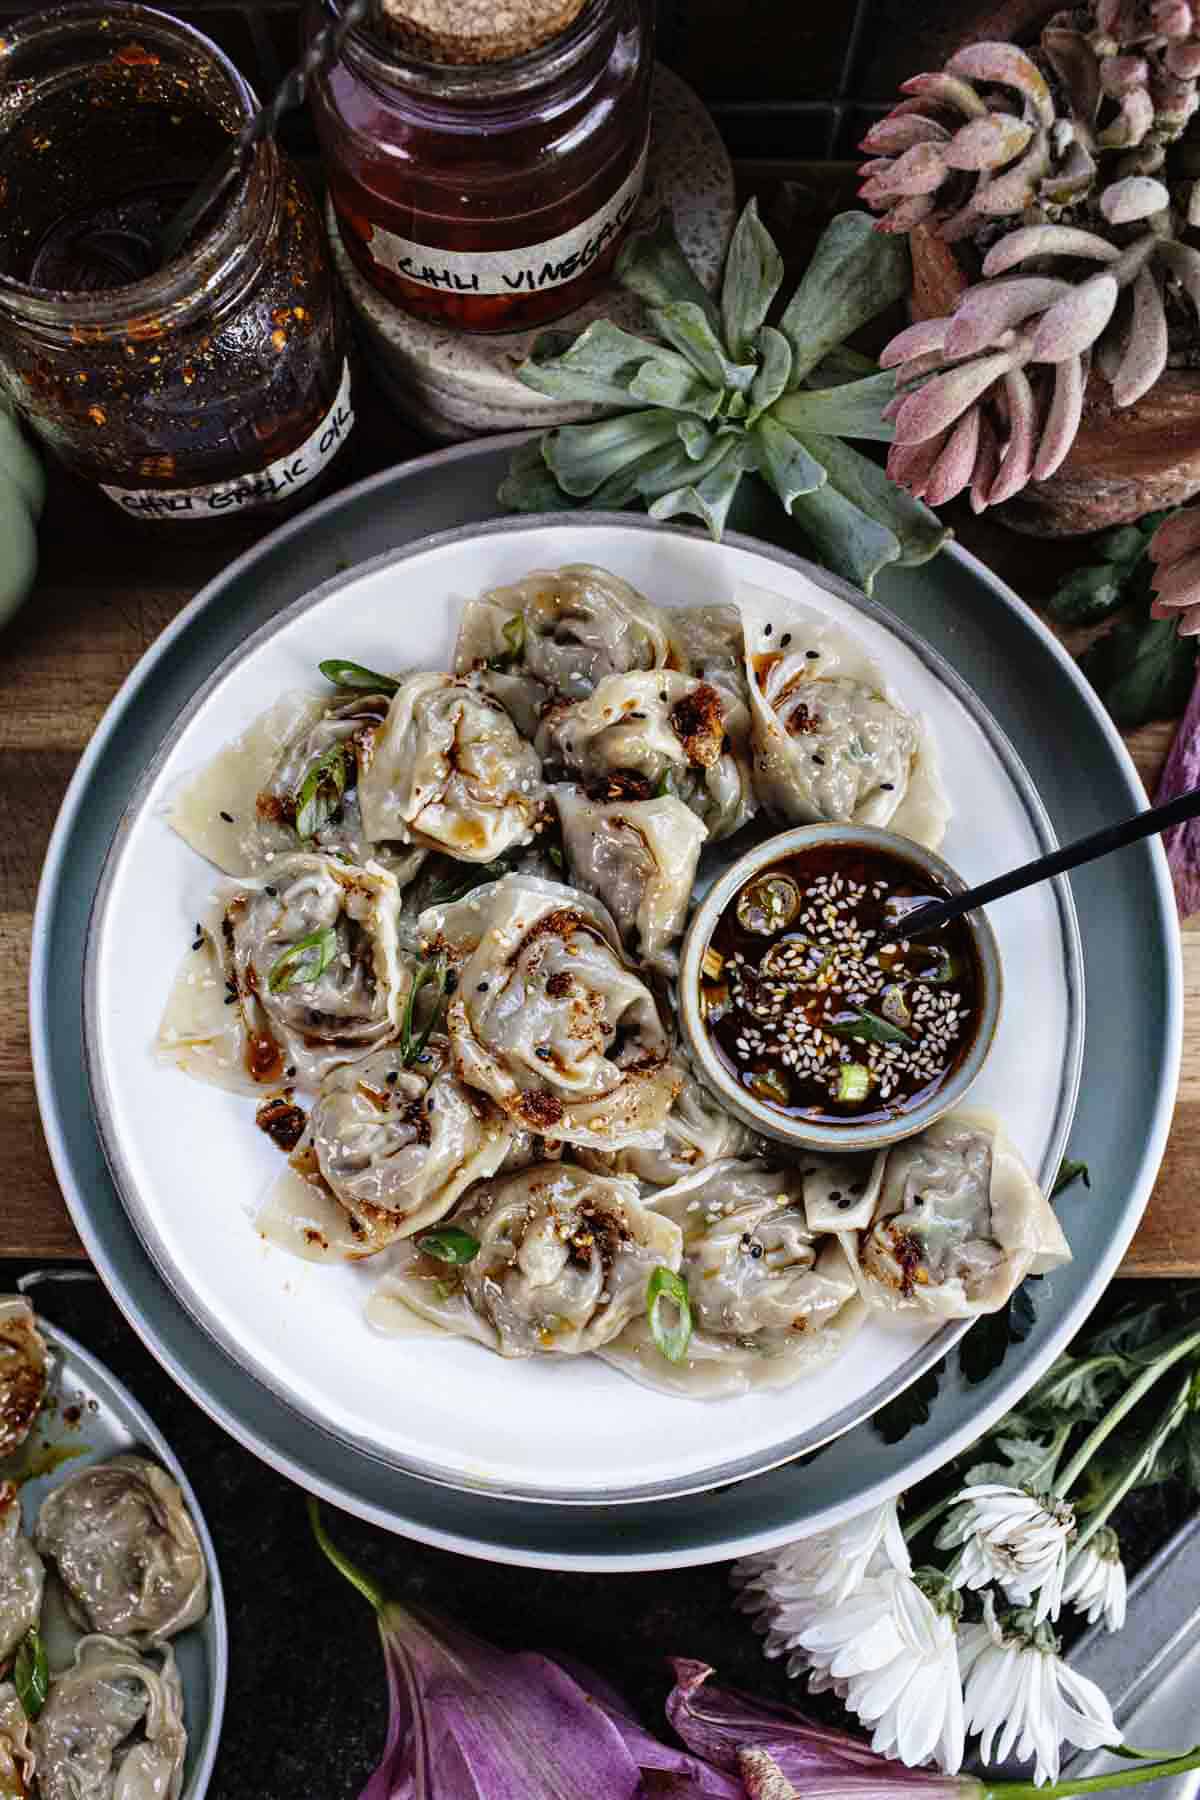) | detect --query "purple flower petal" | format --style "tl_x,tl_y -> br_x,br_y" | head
1155,661 -> 1200,918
